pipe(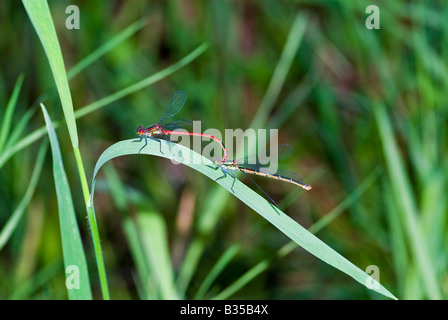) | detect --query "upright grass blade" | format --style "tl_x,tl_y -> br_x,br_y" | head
137,212 -> 178,299
193,244 -> 241,299
85,203 -> 109,299
88,139 -> 397,300
250,13 -> 308,129
0,140 -> 47,251
212,260 -> 269,300
122,217 -> 152,299
23,0 -> 107,299
0,74 -> 24,153
23,0 -> 78,148
102,166 -> 156,298
22,0 -> 91,207
41,104 -> 92,300
4,104 -> 36,152
373,102 -> 441,300
0,43 -> 208,170
268,68 -> 318,130
75,146 -> 108,300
